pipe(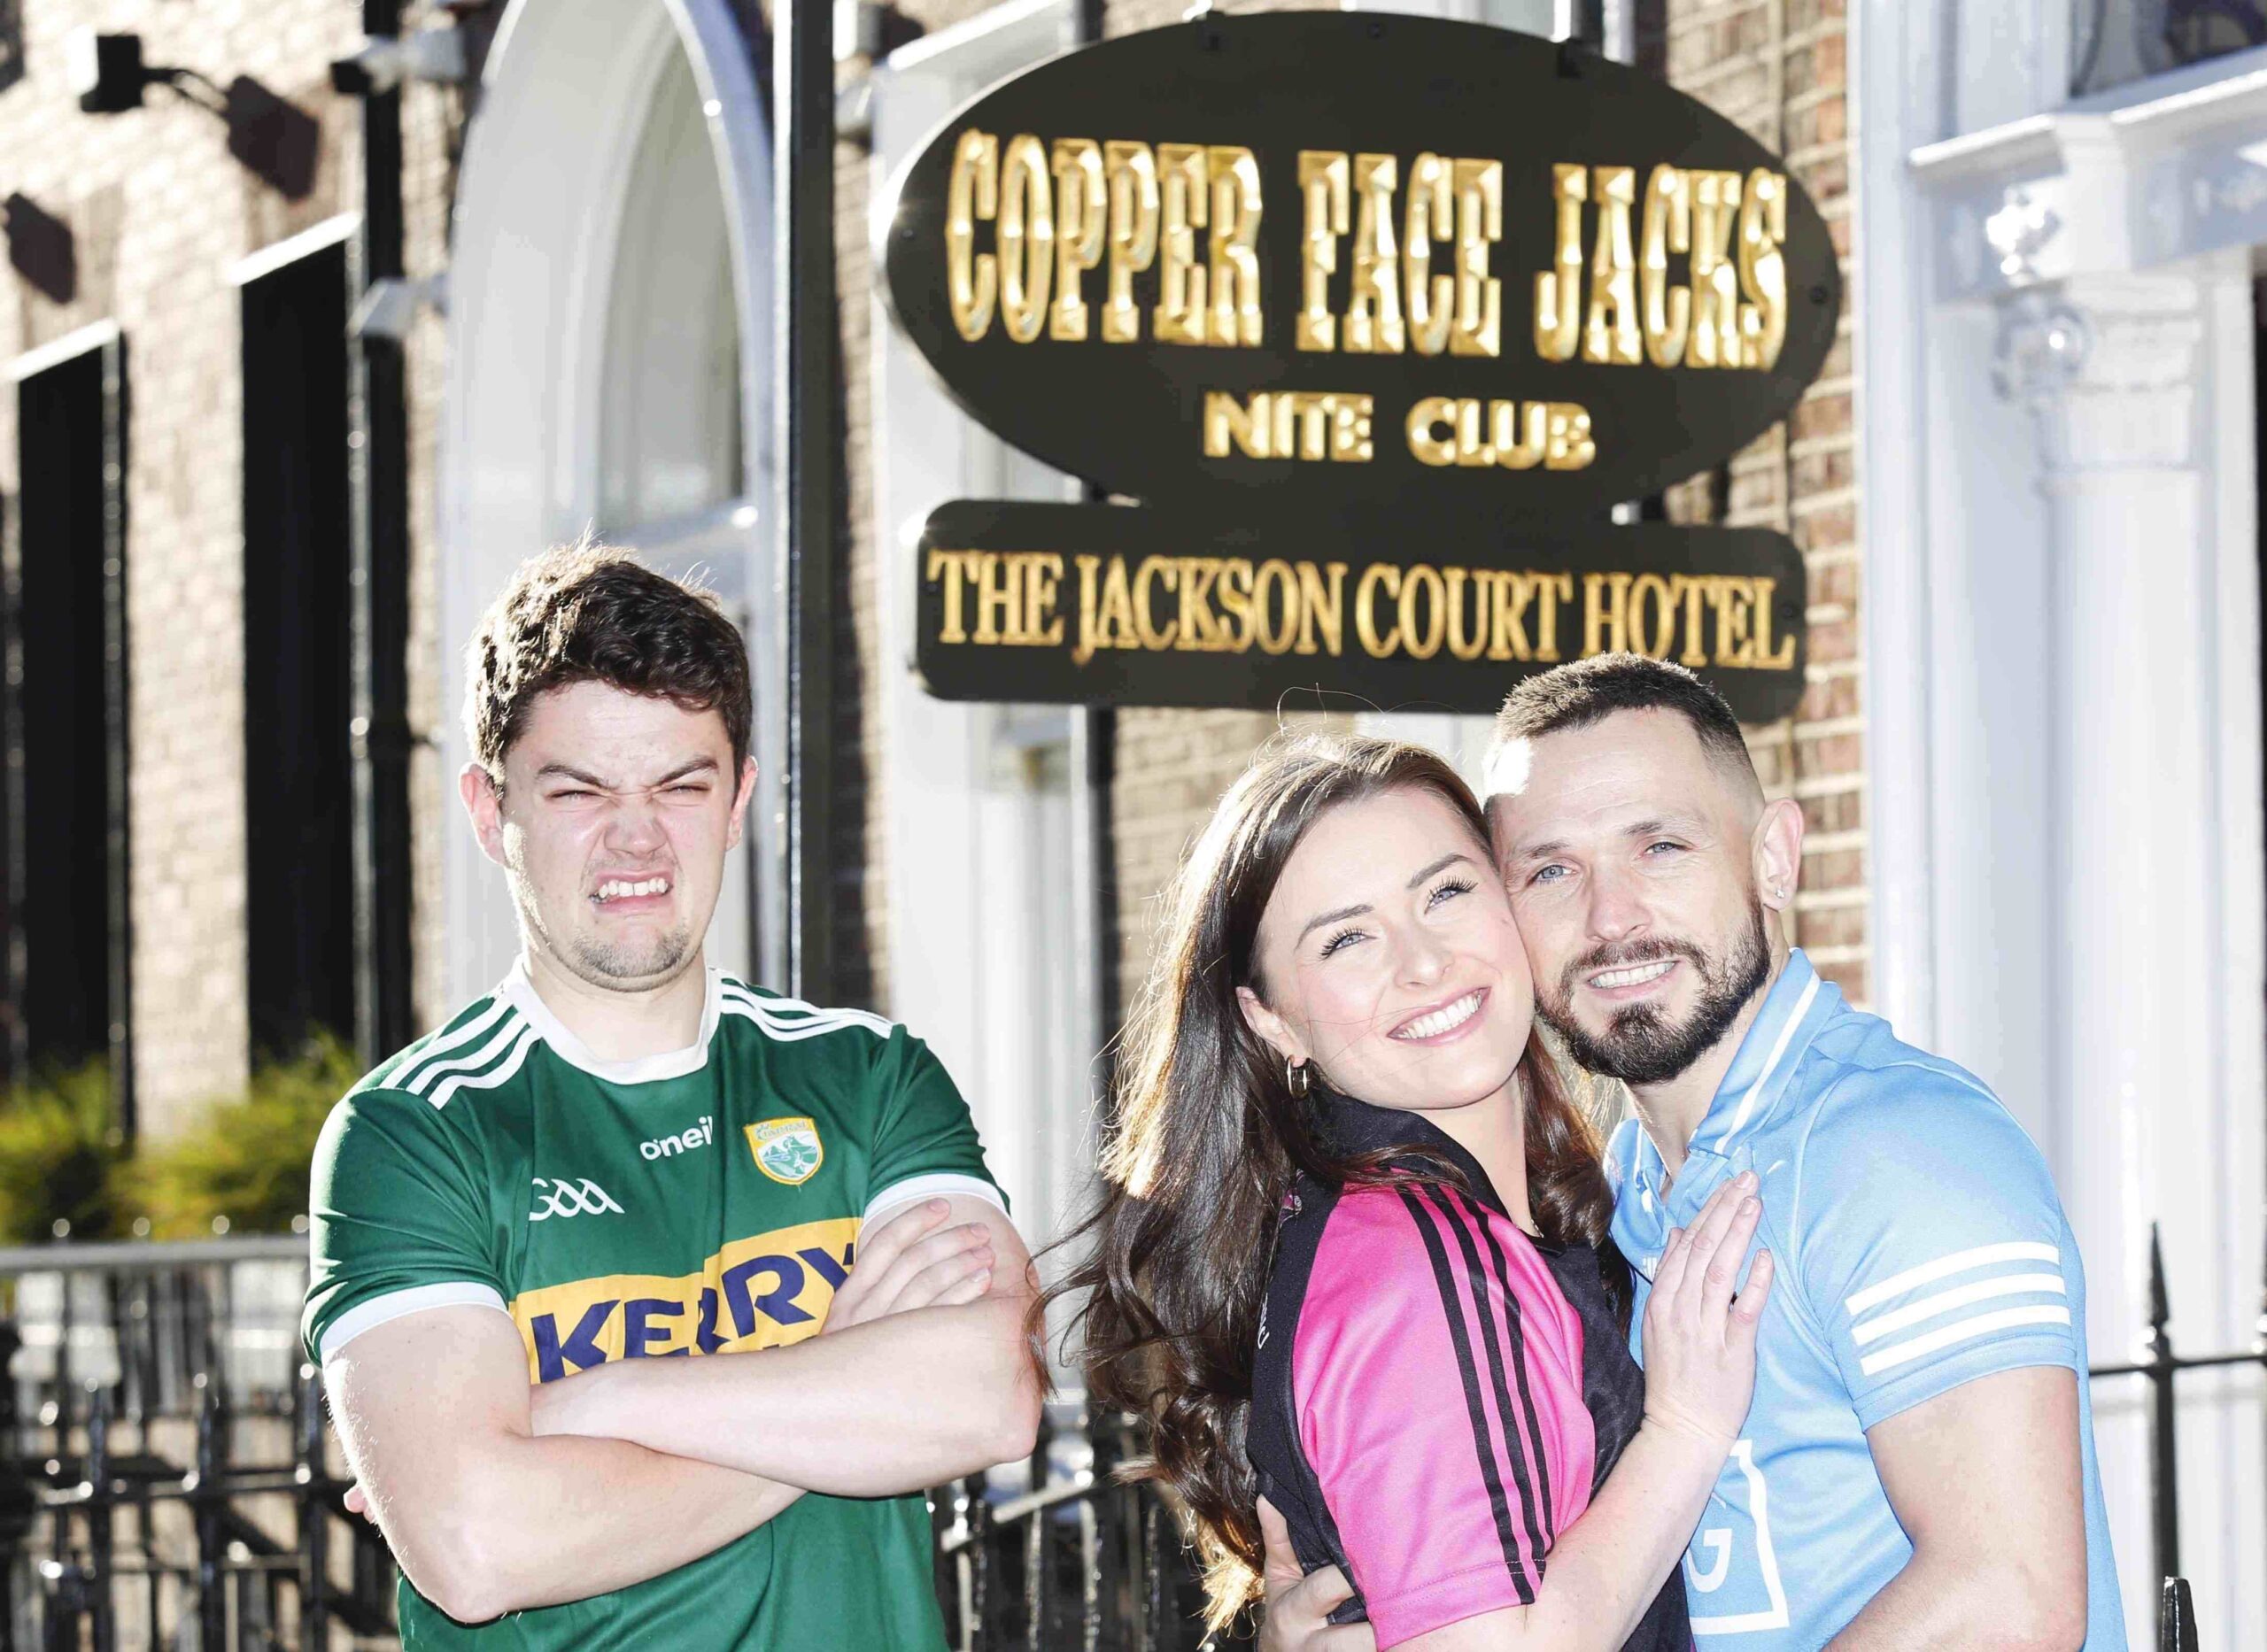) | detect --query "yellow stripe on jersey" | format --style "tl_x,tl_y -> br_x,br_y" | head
510,1216 -> 860,1382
